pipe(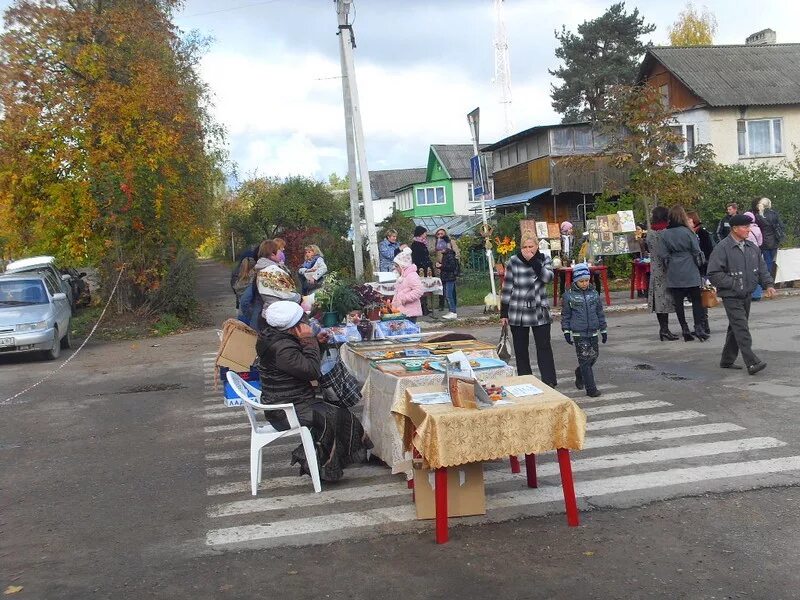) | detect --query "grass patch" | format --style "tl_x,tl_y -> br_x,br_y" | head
69,305 -> 197,342
150,313 -> 186,336
457,270 -> 497,307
